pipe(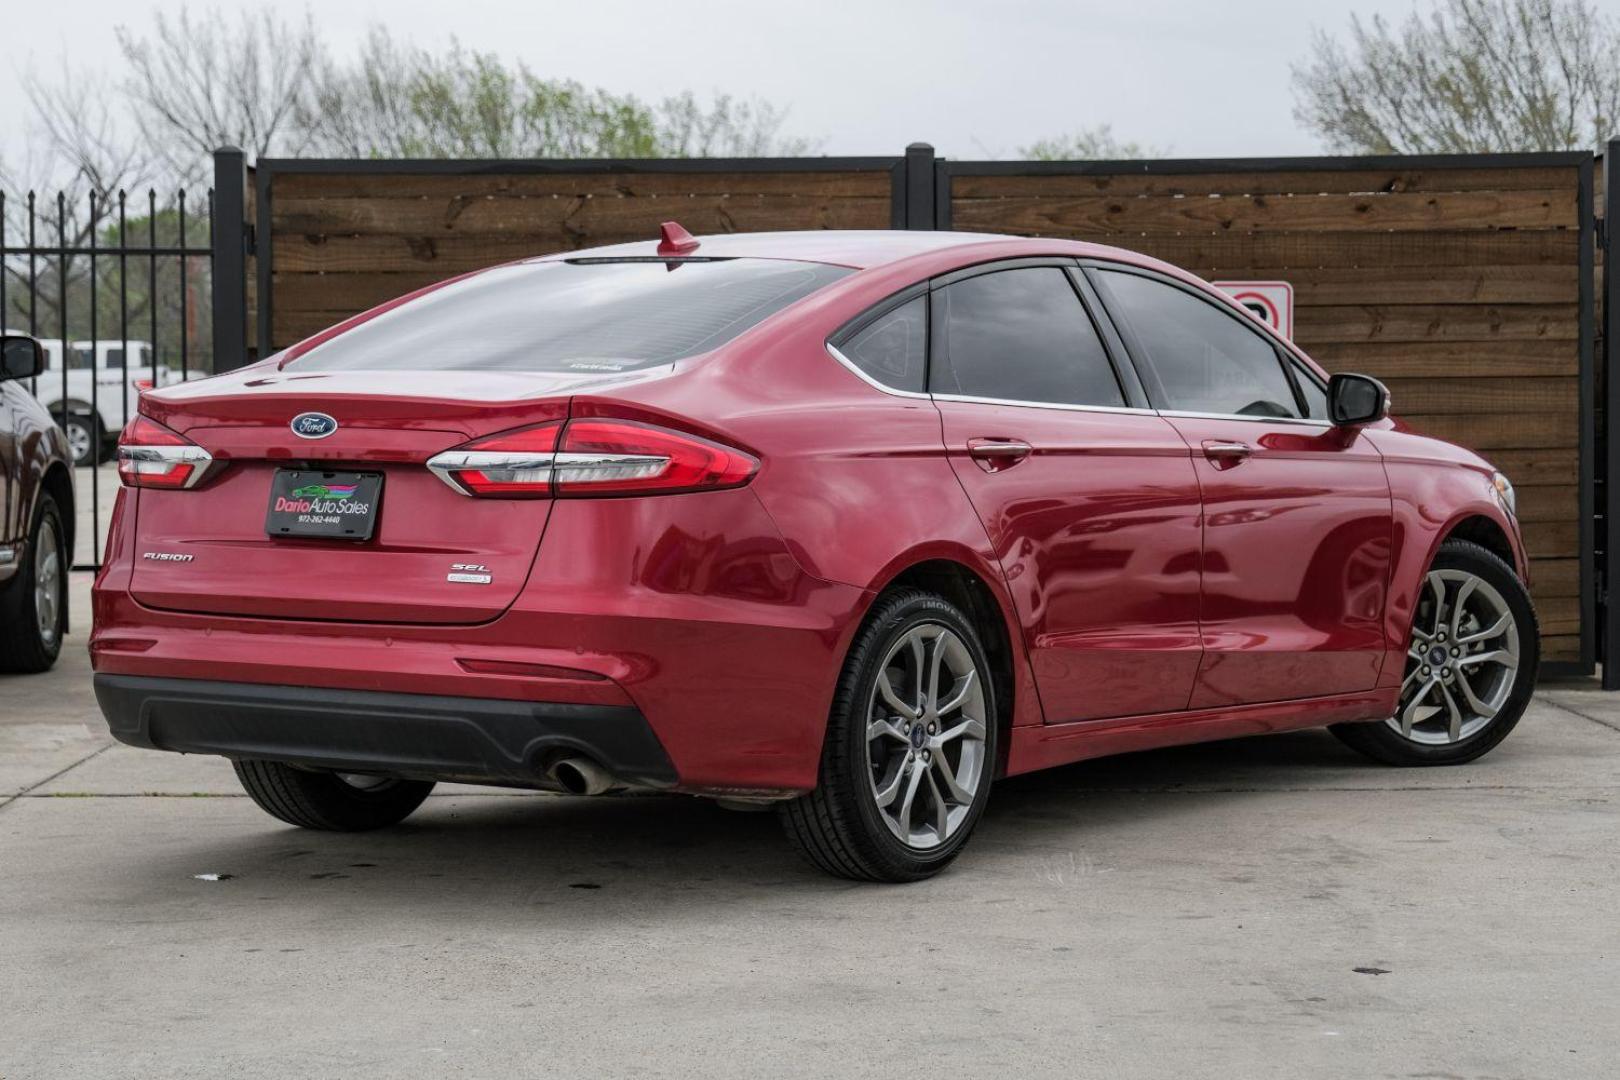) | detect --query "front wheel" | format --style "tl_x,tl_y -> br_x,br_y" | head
233,760 -> 435,830
1332,538 -> 1539,766
0,493 -> 68,673
779,589 -> 998,882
